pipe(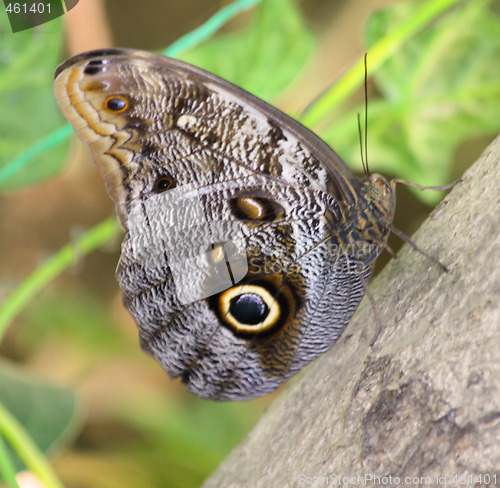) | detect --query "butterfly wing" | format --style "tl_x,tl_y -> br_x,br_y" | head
54,49 -> 375,400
